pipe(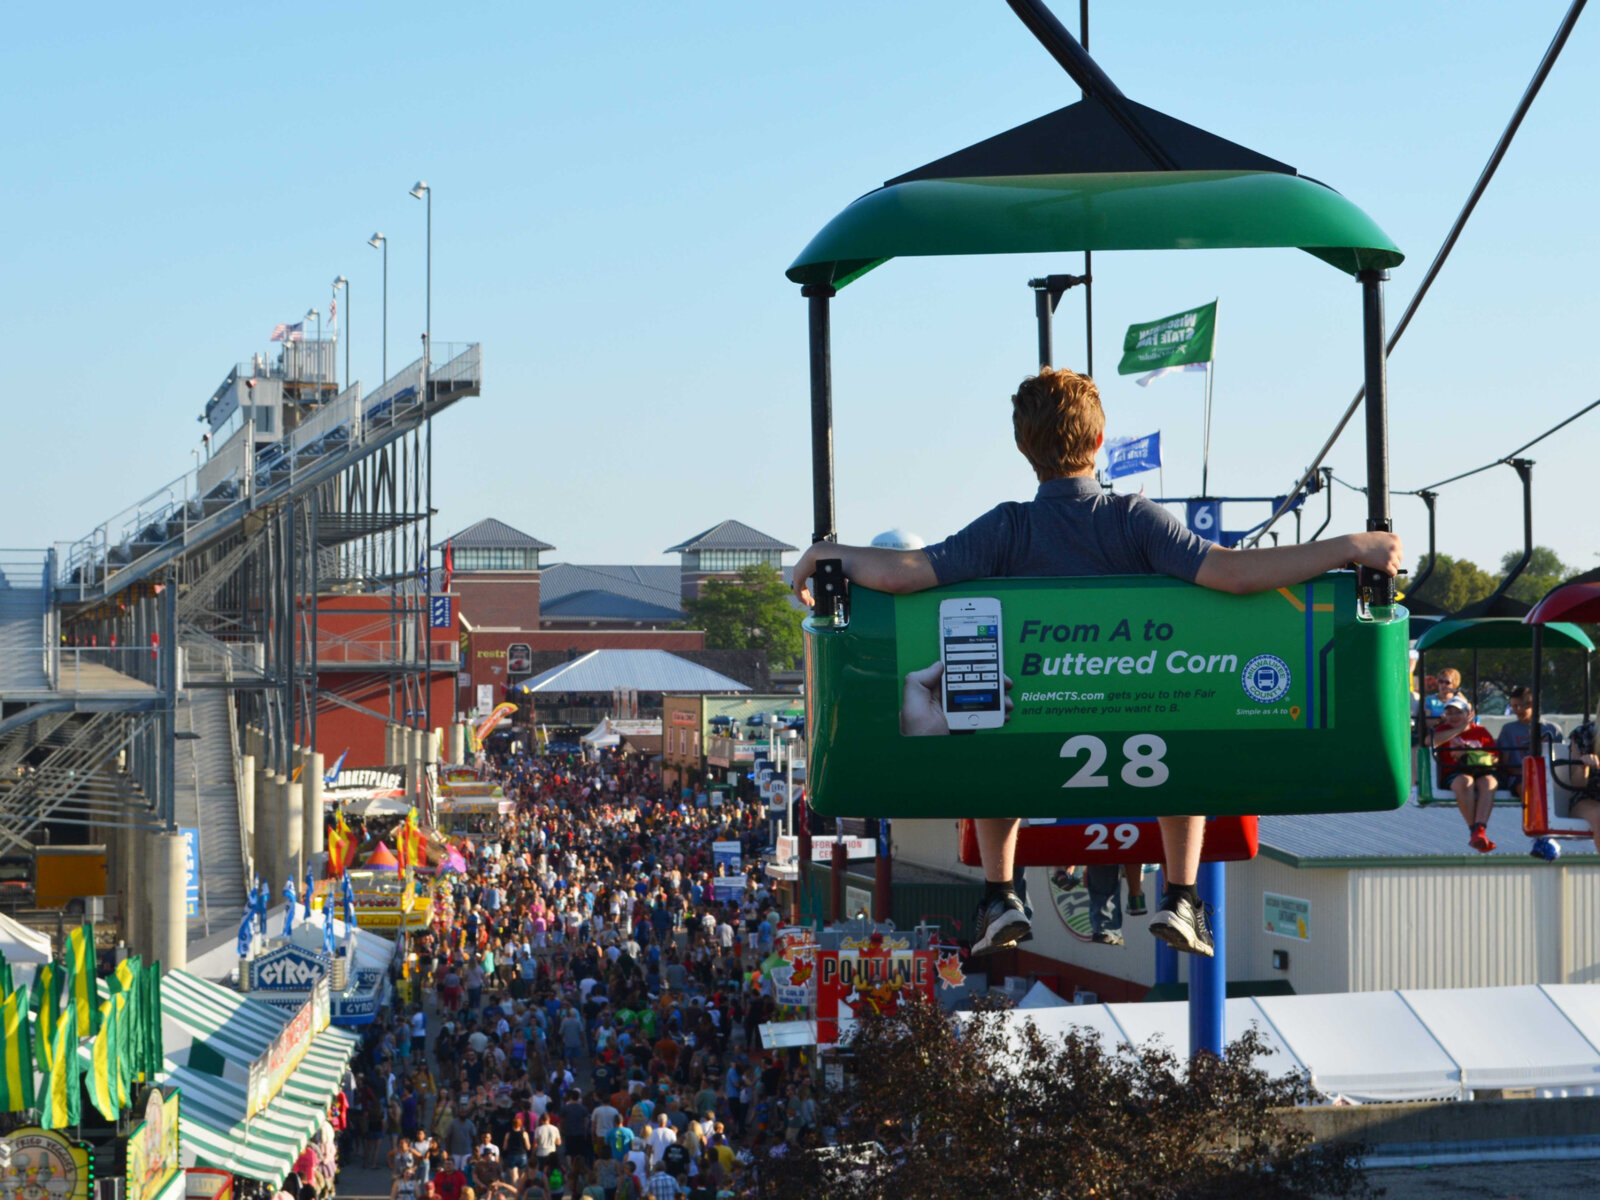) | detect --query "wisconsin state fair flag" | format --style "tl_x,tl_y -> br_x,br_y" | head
0,984 -> 34,1112
1107,433 -> 1162,480
1118,300 -> 1216,384
65,922 -> 99,1035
